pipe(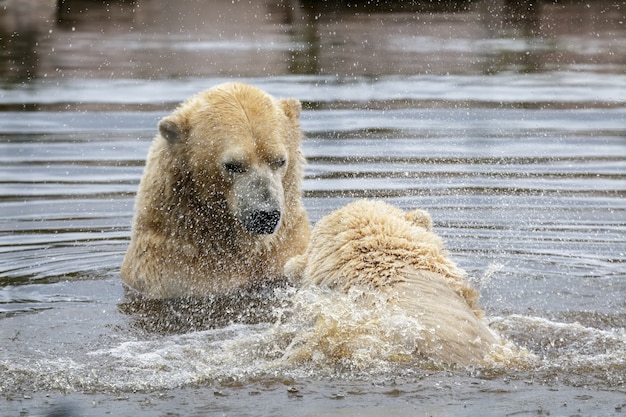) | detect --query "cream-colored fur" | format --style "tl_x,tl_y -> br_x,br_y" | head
121,83 -> 310,298
285,199 -> 498,366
